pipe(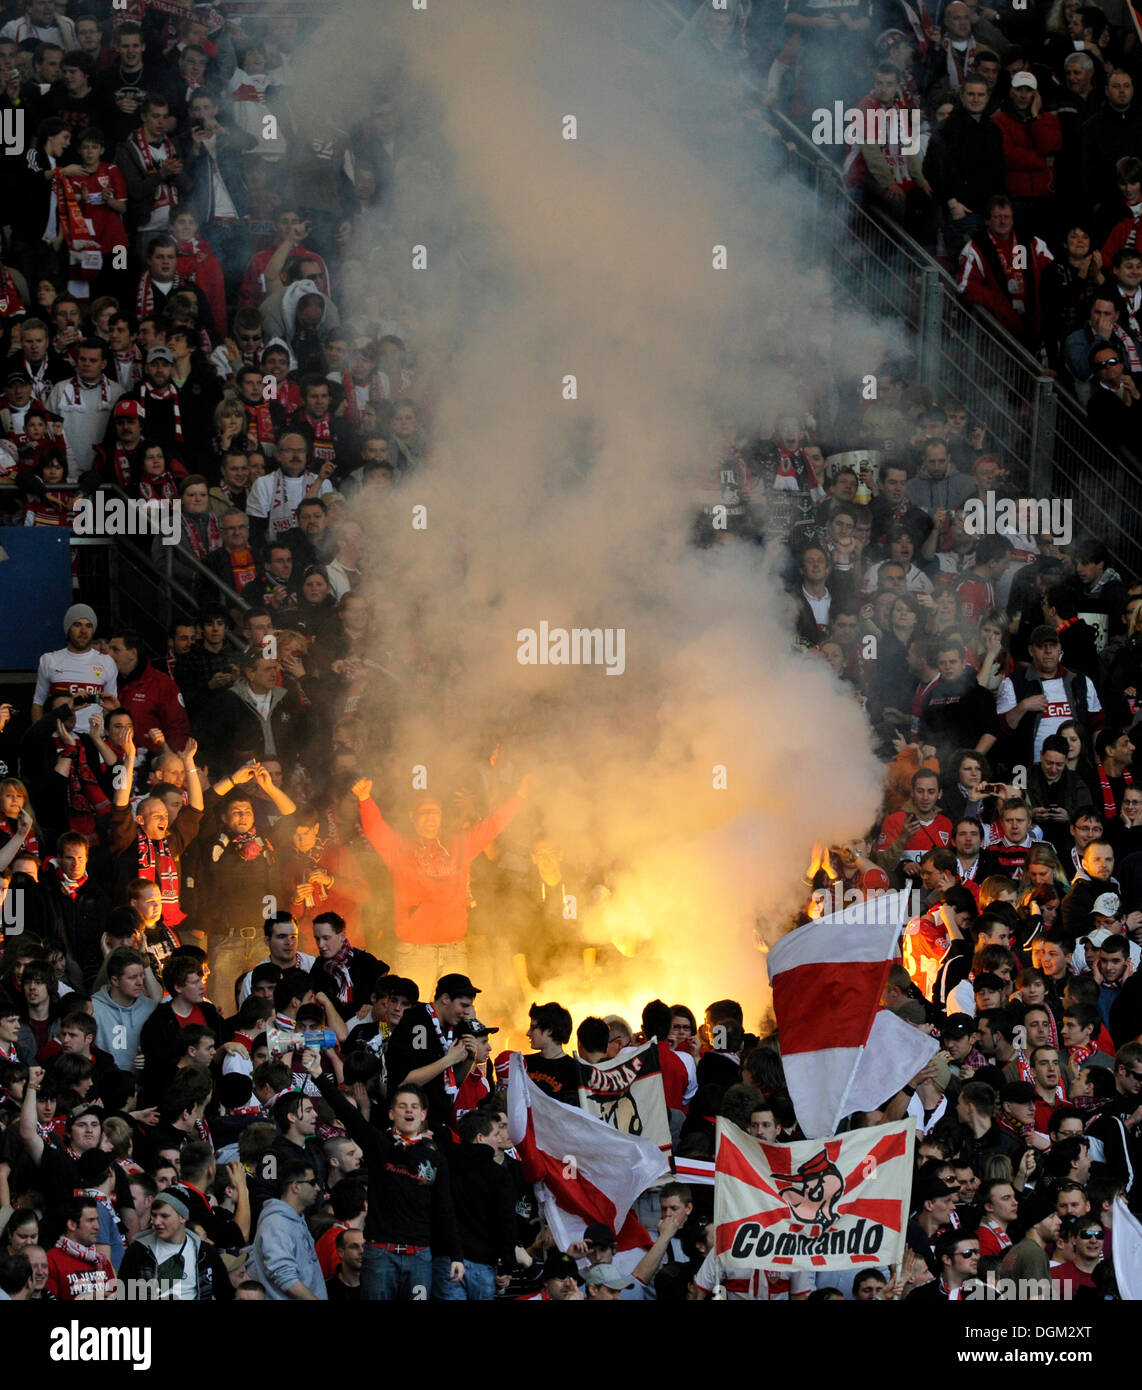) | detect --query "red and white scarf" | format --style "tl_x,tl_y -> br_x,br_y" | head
136,830 -> 183,924
140,471 -> 180,502
54,170 -> 102,286
944,35 -> 976,89
297,411 -> 335,468
138,382 -> 183,442
391,1128 -> 431,1148
1098,763 -> 1131,821
53,737 -> 111,823
113,344 -> 143,390
241,398 -> 277,448
47,855 -> 88,900
54,1235 -> 102,1264
183,510 -> 222,559
130,126 -> 179,217
65,375 -> 113,409
426,1003 -> 458,1098
0,266 -> 25,319
325,939 -> 356,1004
1068,1041 -> 1097,1071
